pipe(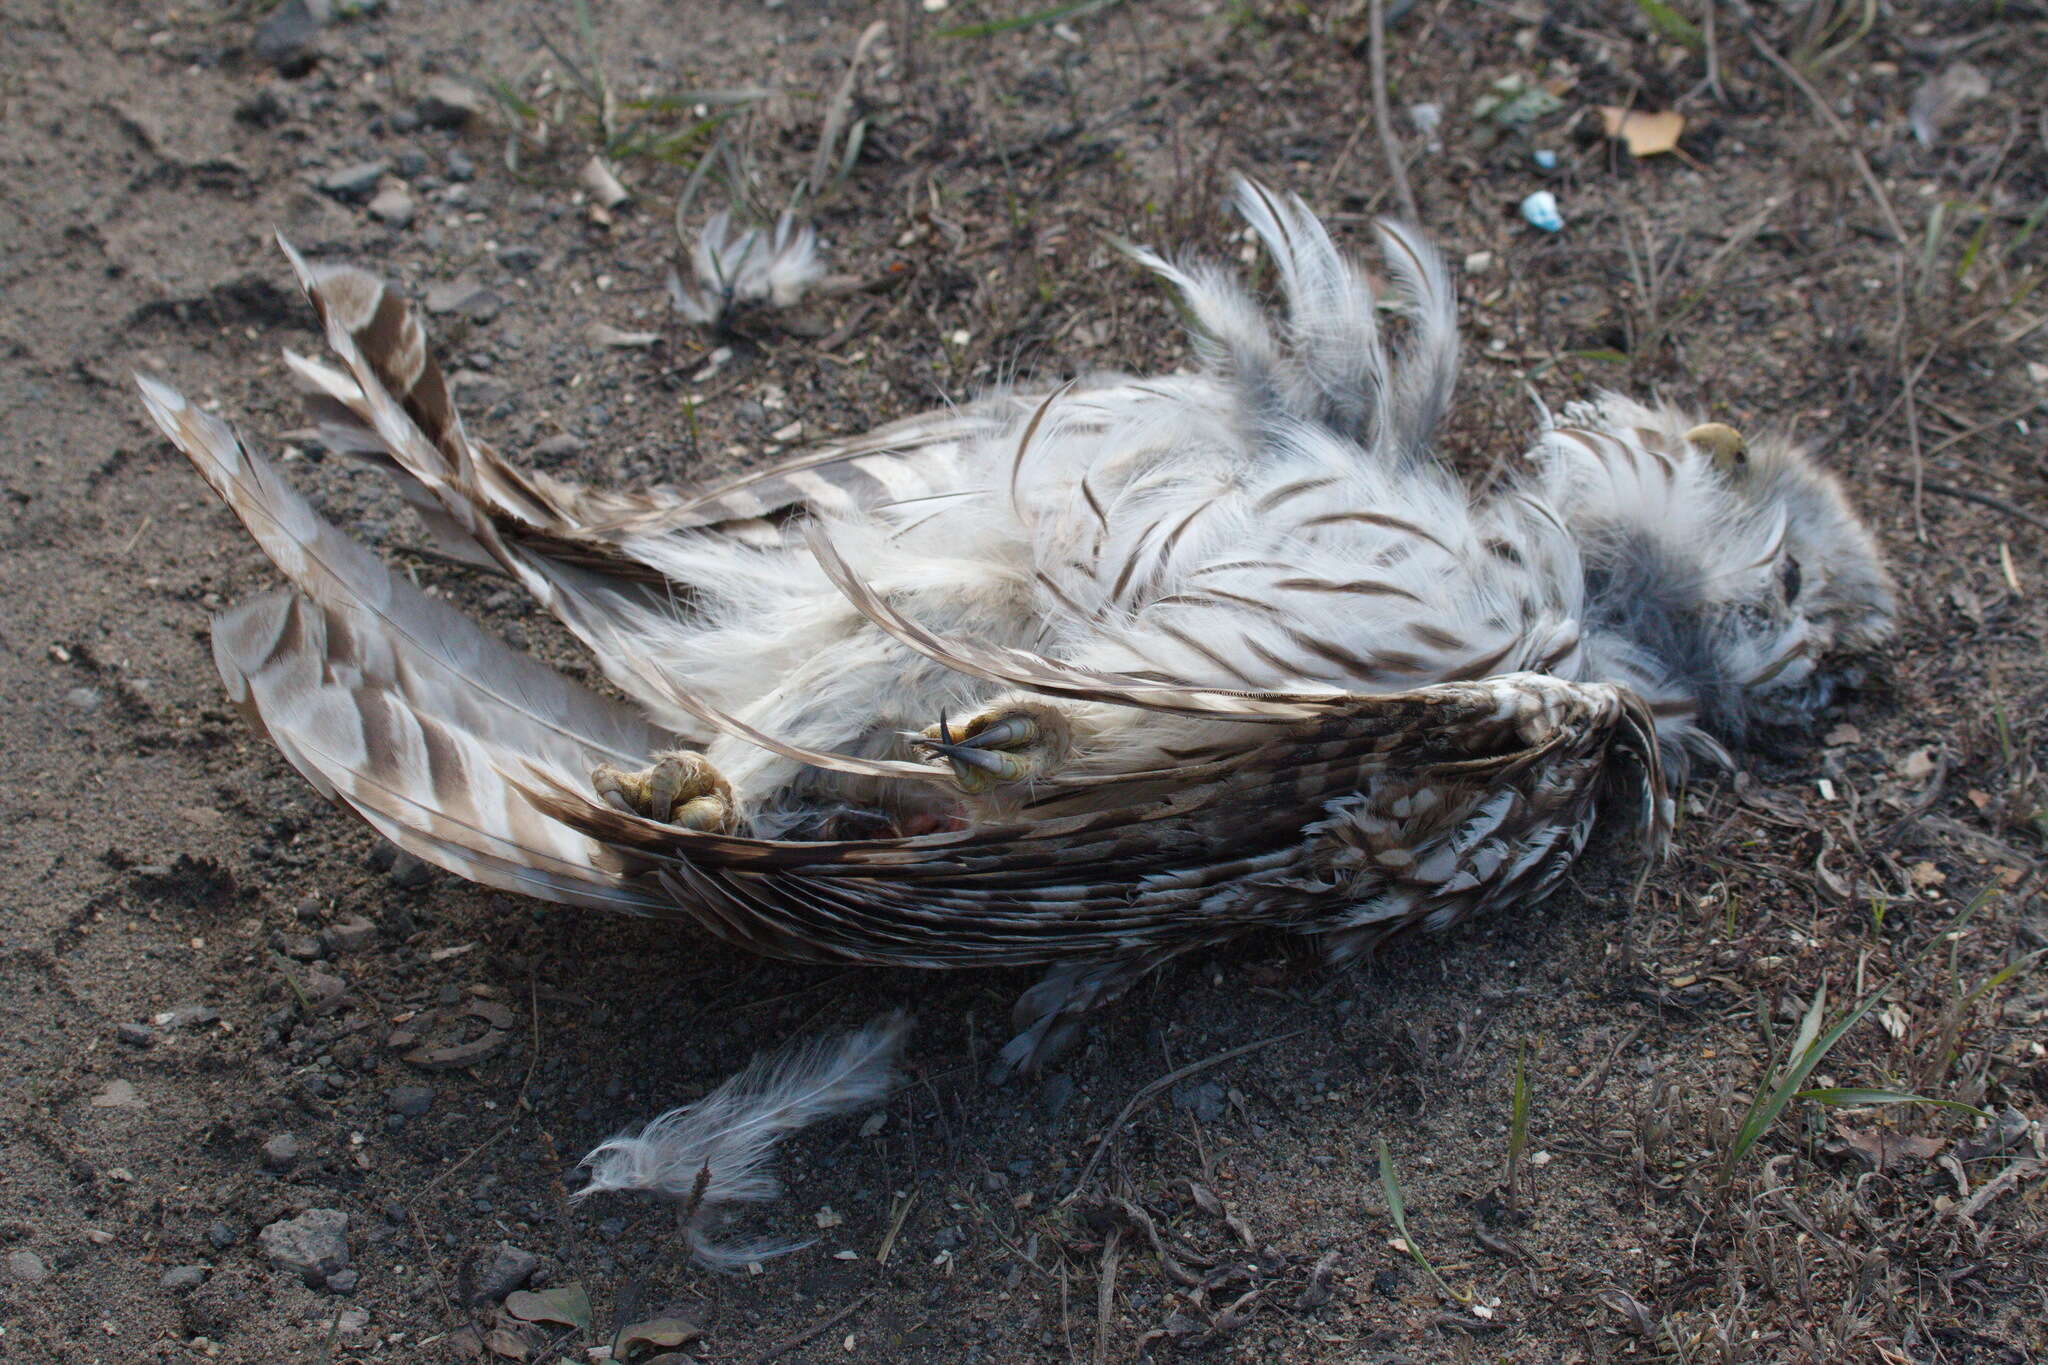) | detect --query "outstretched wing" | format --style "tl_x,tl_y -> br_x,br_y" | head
137,376 -> 665,911
279,239 -> 997,567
